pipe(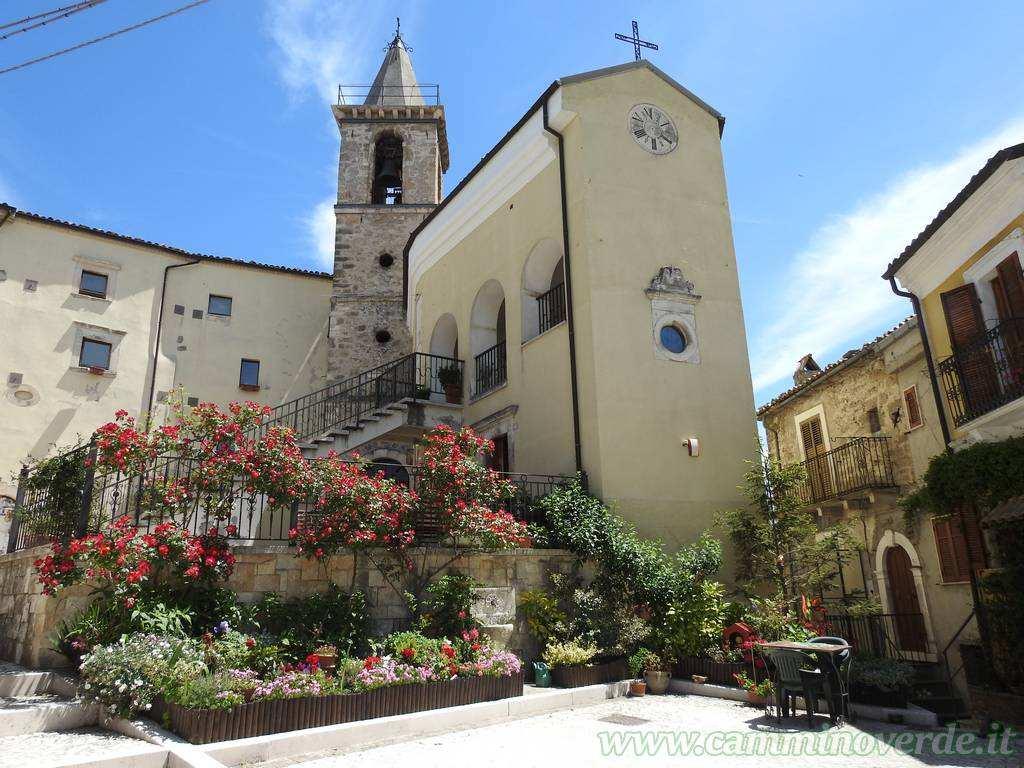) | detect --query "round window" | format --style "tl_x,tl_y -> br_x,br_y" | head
375,329 -> 392,344
659,325 -> 687,354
